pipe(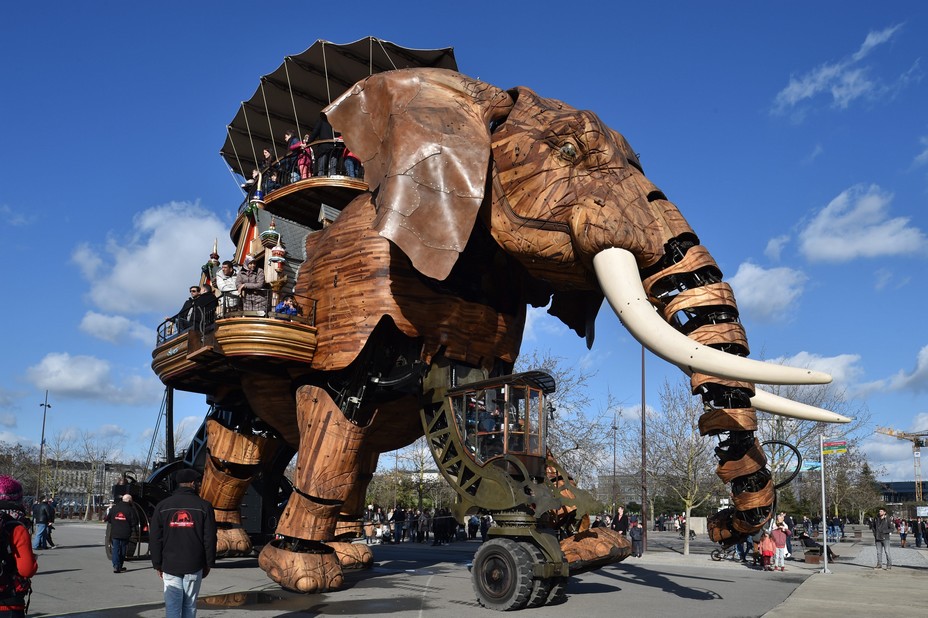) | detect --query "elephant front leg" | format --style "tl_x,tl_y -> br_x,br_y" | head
258,385 -> 371,593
